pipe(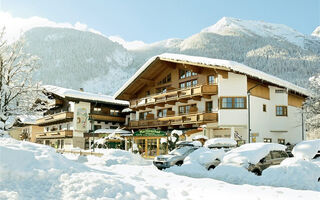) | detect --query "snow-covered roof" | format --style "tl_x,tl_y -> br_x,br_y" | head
192,135 -> 208,140
114,53 -> 309,98
43,85 -> 129,106
16,115 -> 41,125
204,138 -> 237,148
